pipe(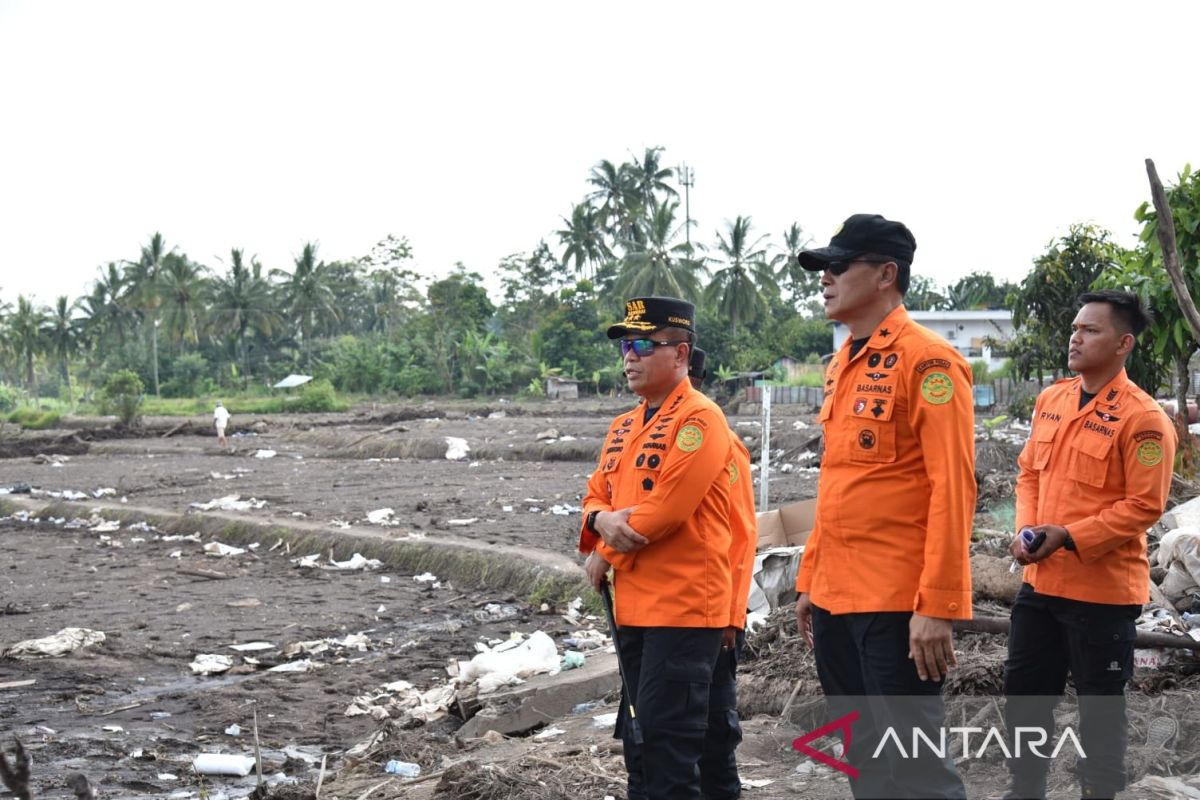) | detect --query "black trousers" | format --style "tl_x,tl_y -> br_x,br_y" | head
1003,584 -> 1139,799
615,625 -> 723,800
812,605 -> 966,800
699,629 -> 745,800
